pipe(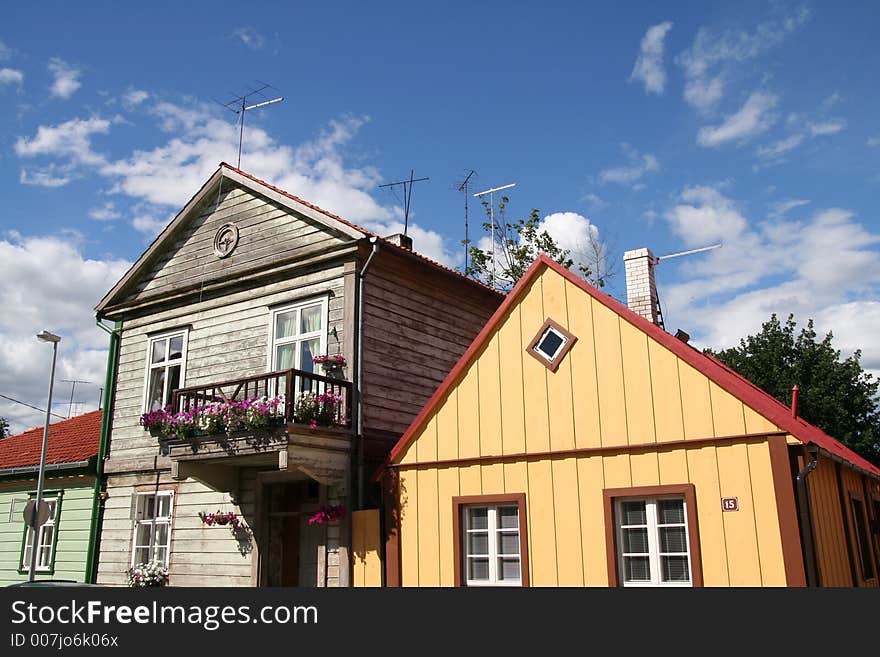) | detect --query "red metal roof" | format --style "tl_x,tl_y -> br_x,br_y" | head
219,163 -> 502,297
377,254 -> 880,479
0,410 -> 102,470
